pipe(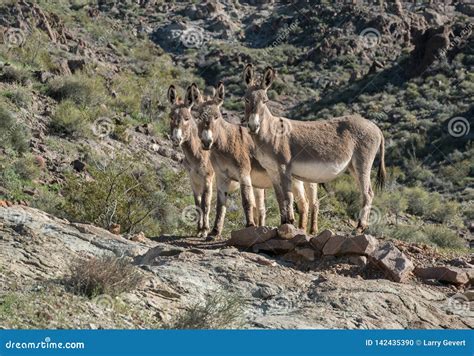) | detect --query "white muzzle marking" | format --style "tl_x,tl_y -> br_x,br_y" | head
202,129 -> 213,148
172,128 -> 183,144
248,113 -> 260,133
